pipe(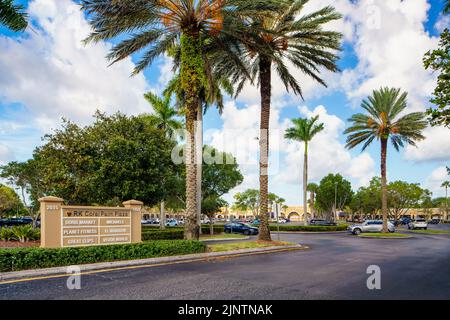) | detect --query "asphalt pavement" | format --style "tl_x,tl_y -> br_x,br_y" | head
1,228 -> 449,300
